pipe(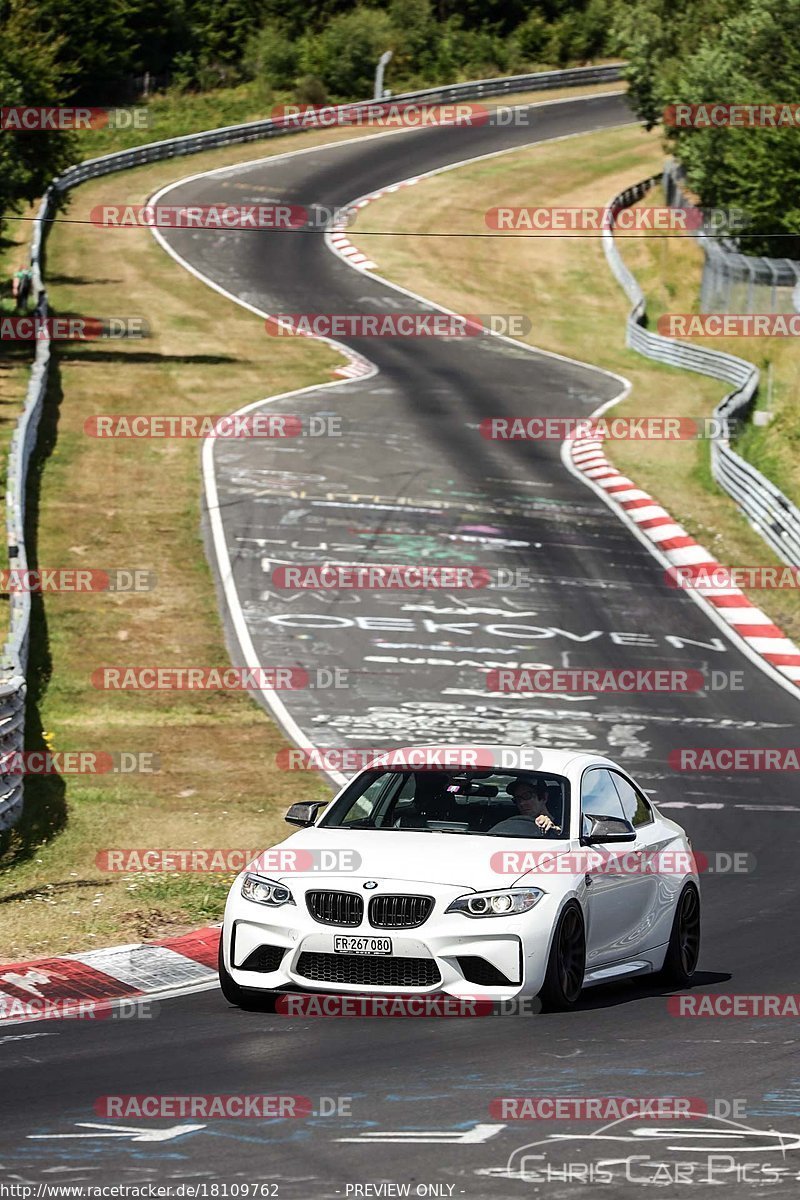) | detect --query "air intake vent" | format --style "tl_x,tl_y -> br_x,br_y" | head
368,894 -> 433,928
456,955 -> 518,987
240,945 -> 286,973
306,890 -> 363,926
296,952 -> 440,988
